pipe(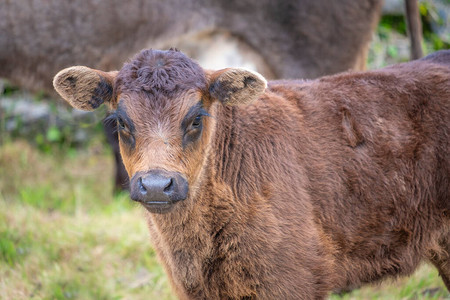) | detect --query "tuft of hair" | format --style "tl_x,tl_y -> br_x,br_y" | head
115,49 -> 207,97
